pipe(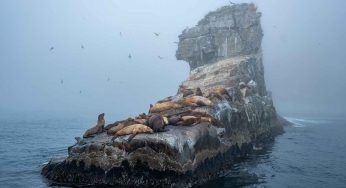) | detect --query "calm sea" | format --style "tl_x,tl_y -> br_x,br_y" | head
0,114 -> 345,188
